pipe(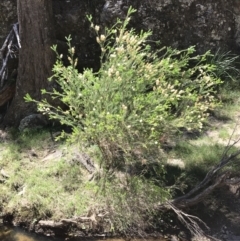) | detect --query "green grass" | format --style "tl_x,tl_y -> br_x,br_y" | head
167,142 -> 224,184
0,129 -> 95,220
218,127 -> 231,140
0,128 -> 170,233
167,128 -> 240,192
1,116 -> 240,226
215,87 -> 240,120
2,160 -> 94,220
